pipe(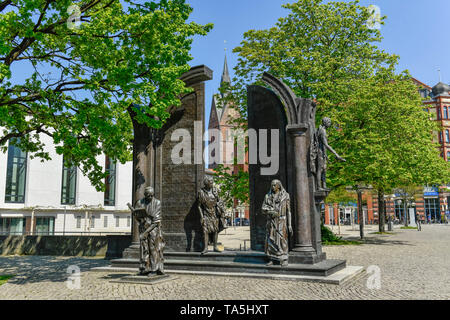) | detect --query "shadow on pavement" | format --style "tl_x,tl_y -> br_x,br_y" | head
0,256 -> 110,285
339,236 -> 415,246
